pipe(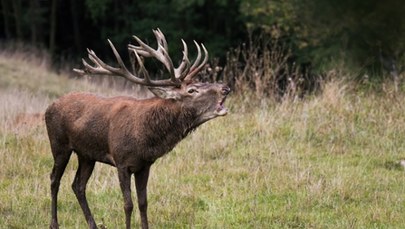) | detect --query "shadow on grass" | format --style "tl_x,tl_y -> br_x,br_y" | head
384,160 -> 404,171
